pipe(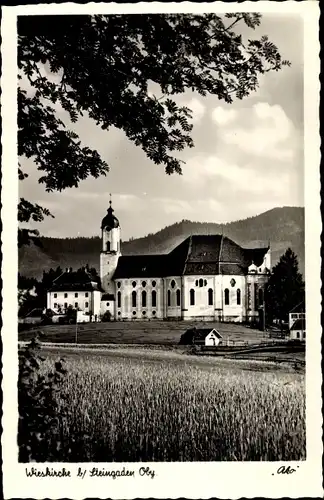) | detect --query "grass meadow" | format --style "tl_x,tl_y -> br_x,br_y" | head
38,348 -> 305,462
